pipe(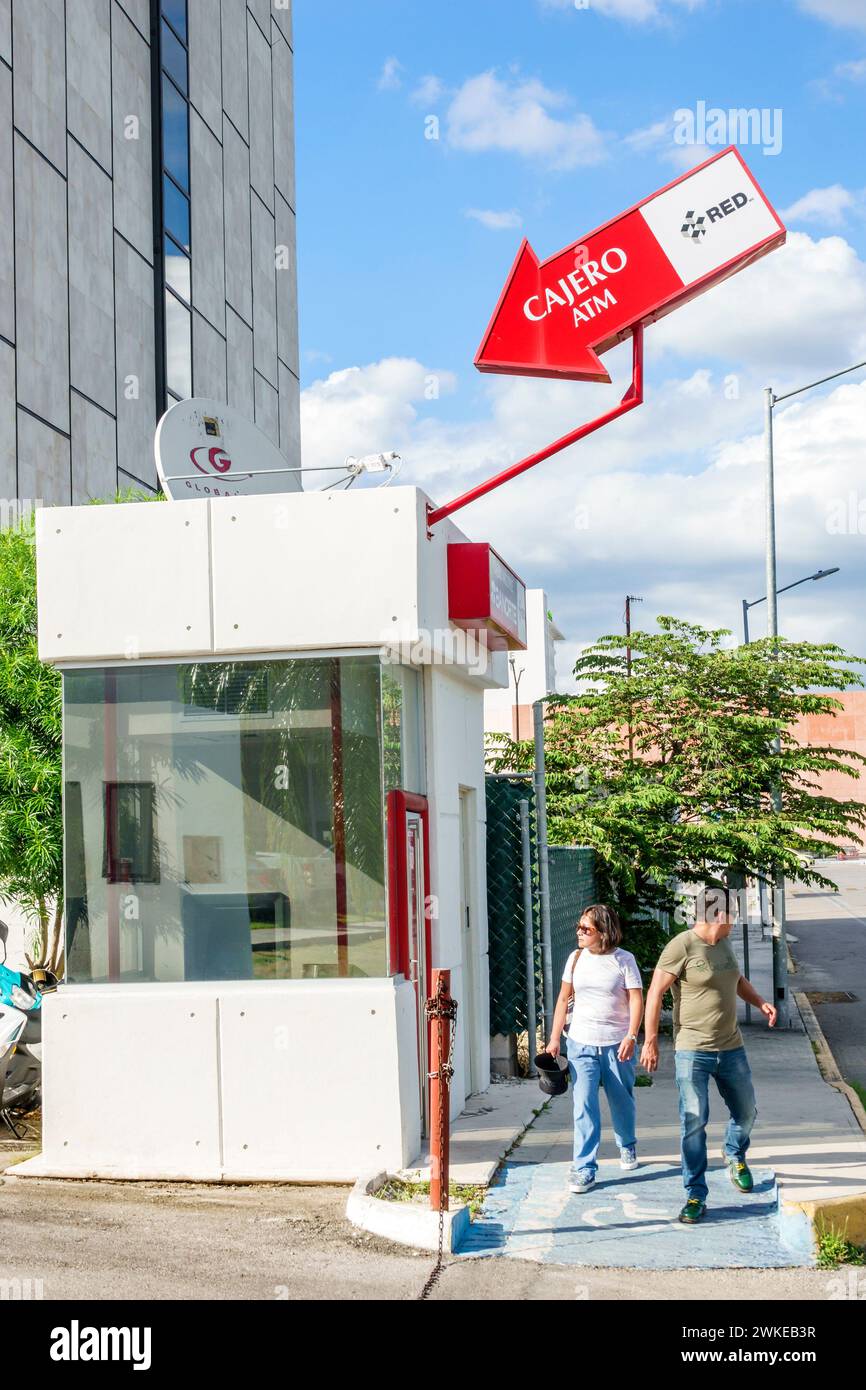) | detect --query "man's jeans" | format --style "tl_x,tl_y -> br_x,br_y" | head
565,1038 -> 636,1176
675,1047 -> 757,1201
